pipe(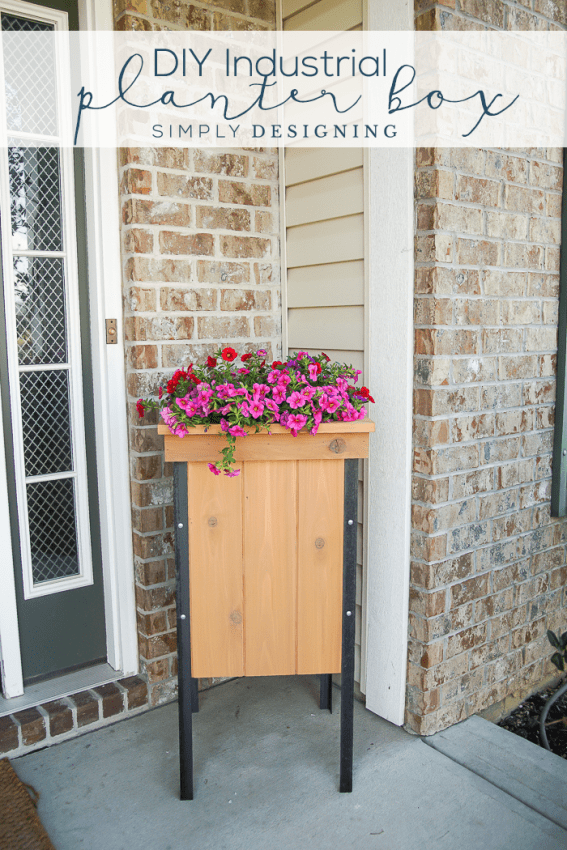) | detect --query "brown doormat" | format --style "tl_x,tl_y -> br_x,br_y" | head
0,758 -> 55,850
